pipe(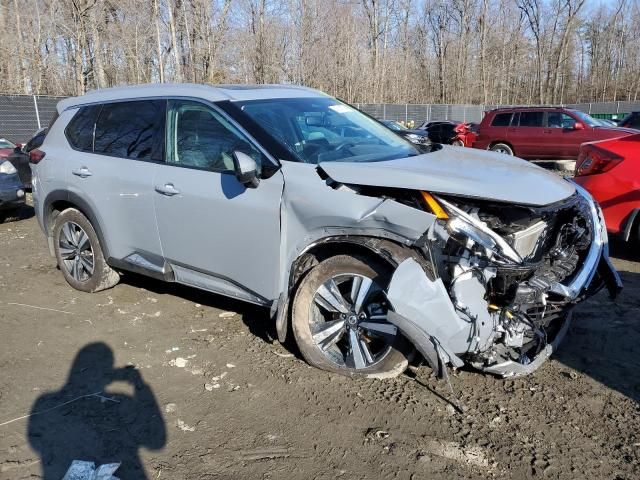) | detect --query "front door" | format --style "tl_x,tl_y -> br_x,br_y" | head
153,99 -> 284,302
